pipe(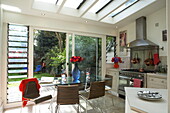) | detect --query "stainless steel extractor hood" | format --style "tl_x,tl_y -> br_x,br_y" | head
128,16 -> 158,48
